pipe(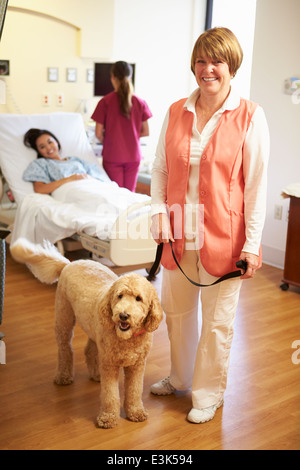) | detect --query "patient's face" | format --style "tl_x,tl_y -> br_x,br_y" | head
36,134 -> 60,160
